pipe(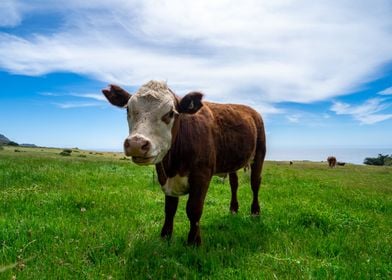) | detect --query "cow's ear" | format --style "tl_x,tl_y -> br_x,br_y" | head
102,84 -> 131,108
178,91 -> 203,114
